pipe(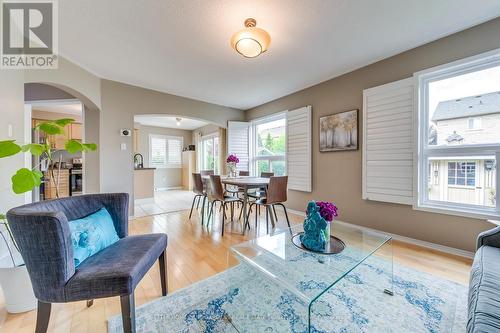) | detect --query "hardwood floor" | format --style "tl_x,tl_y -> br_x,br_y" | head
0,207 -> 472,332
